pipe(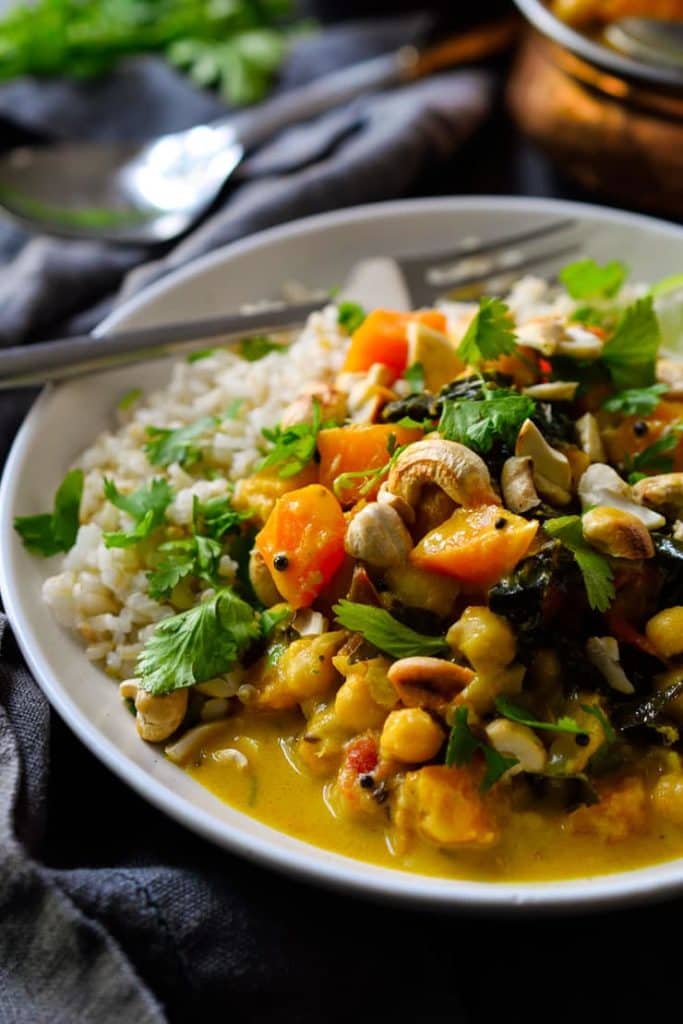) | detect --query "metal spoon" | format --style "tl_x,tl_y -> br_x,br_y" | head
0,17 -> 517,246
604,17 -> 683,70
